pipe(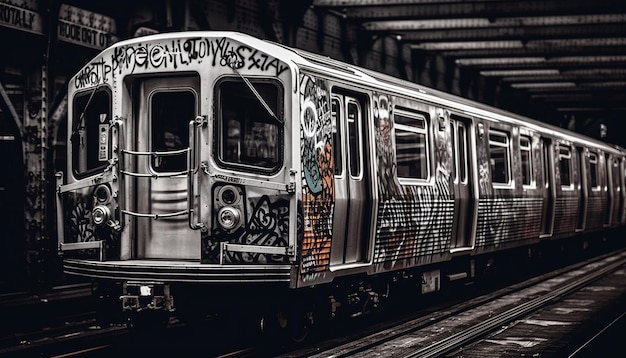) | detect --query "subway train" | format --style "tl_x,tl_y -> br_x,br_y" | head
56,31 -> 626,338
